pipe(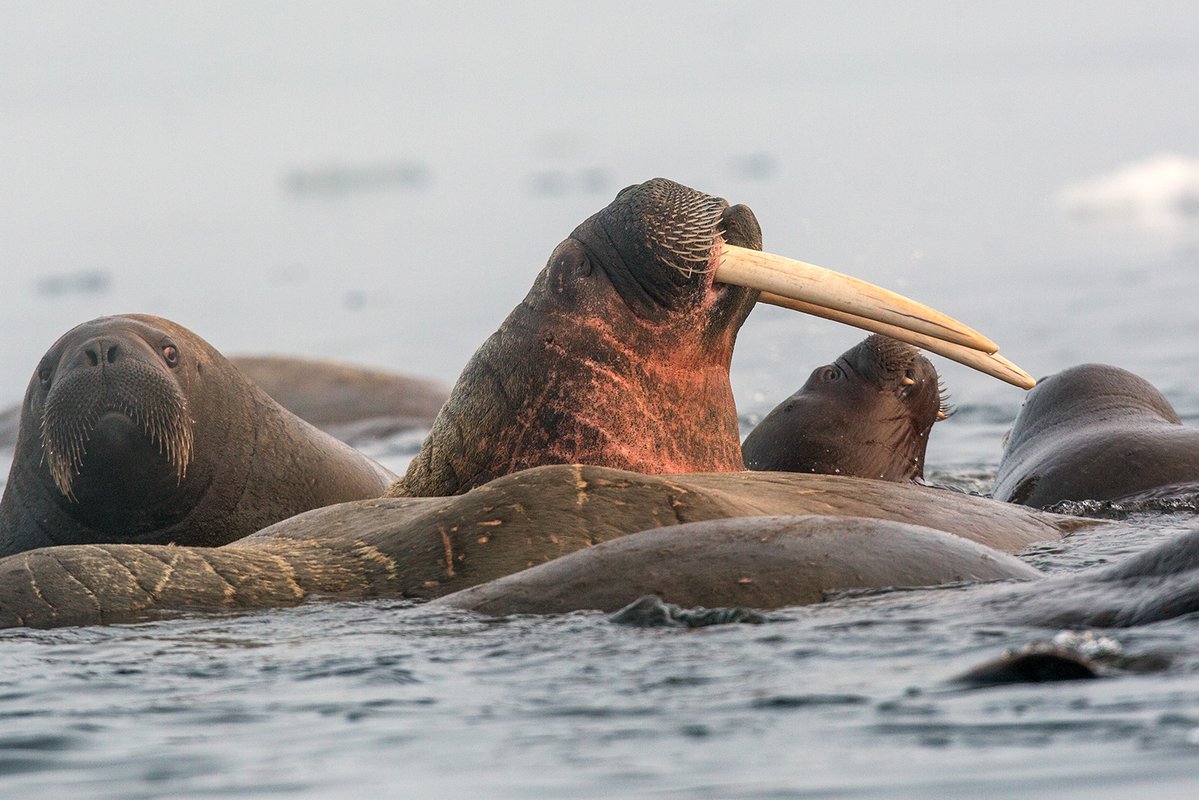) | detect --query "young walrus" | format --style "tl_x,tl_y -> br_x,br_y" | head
742,335 -> 948,482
